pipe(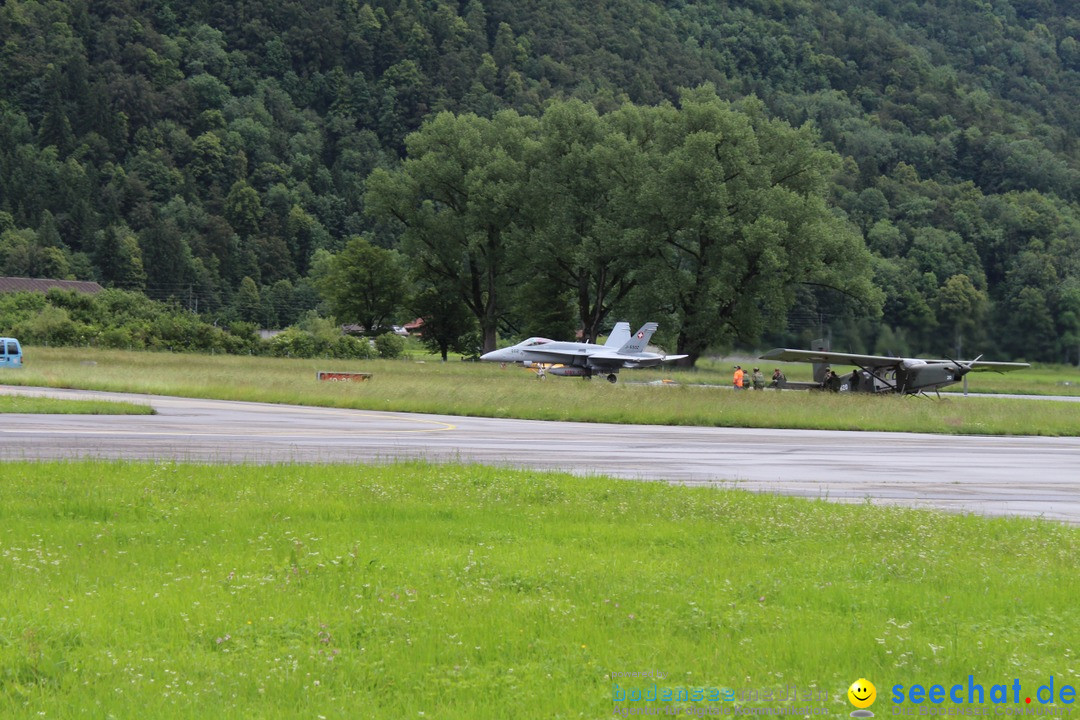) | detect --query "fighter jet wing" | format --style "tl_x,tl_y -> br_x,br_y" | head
759,348 -> 904,369
520,348 -> 589,361
587,352 -> 688,367
760,348 -> 1030,373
